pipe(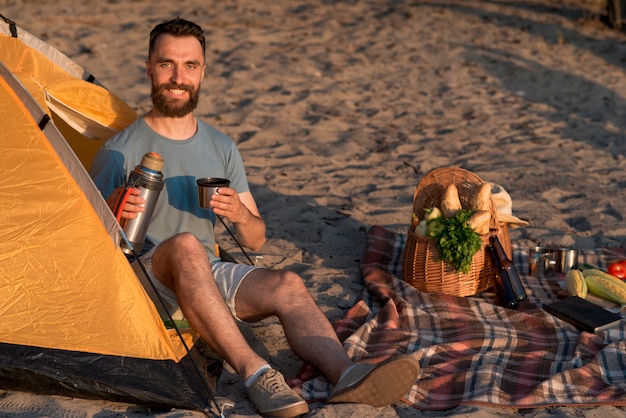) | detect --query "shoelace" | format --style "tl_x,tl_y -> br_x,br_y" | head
259,370 -> 289,393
